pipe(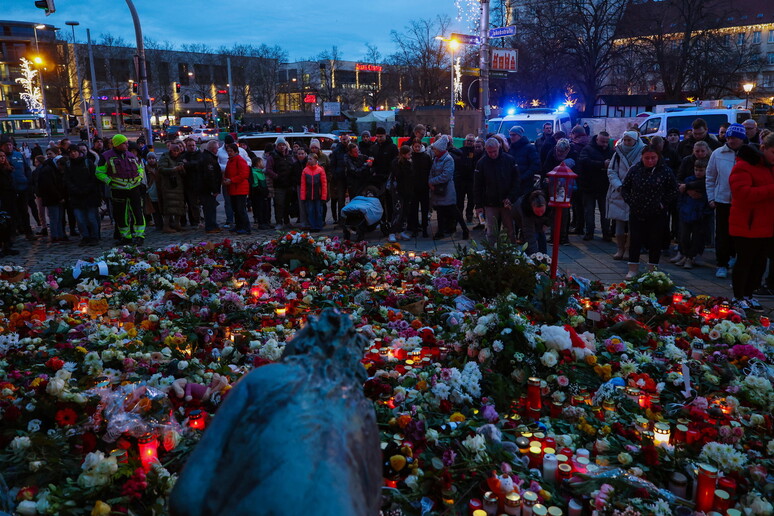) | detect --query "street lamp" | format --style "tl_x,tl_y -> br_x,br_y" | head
65,21 -> 91,145
743,82 -> 754,110
33,24 -> 50,138
436,36 -> 460,138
